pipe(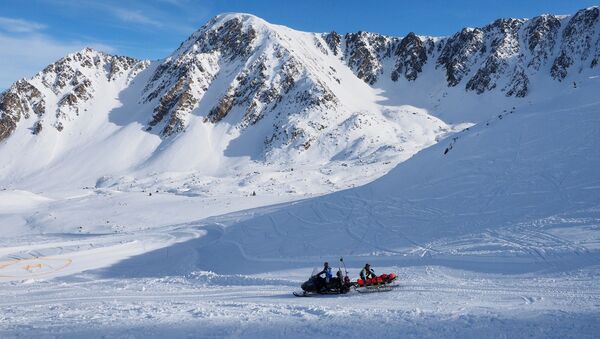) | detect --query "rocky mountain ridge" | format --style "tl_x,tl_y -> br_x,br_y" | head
0,48 -> 147,140
0,6 -> 598,153
328,6 -> 599,93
